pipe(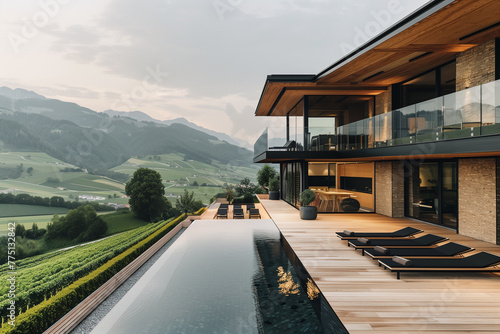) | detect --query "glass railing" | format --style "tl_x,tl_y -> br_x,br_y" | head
254,128 -> 268,158
253,126 -> 305,158
254,79 -> 500,157
337,78 -> 500,150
